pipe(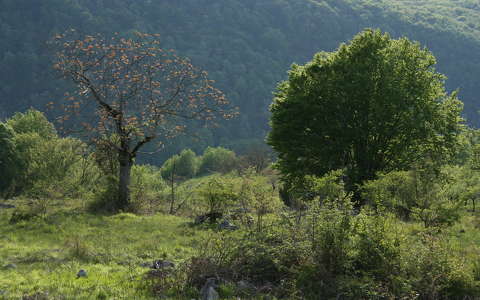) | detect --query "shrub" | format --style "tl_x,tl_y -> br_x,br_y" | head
130,164 -> 165,213
198,176 -> 238,219
404,234 -> 479,298
88,175 -> 119,213
362,166 -> 463,228
6,109 -> 56,139
161,149 -> 198,180
238,174 -> 282,231
198,147 -> 237,175
0,122 -> 19,197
